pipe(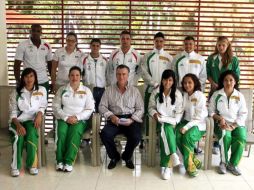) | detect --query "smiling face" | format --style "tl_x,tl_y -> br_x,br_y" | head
184,39 -> 195,53
90,42 -> 101,54
24,72 -> 35,88
66,34 -> 77,49
223,74 -> 236,92
183,76 -> 195,95
162,77 -> 174,92
69,69 -> 81,86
